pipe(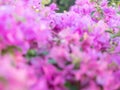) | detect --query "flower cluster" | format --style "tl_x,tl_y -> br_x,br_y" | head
0,0 -> 120,90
